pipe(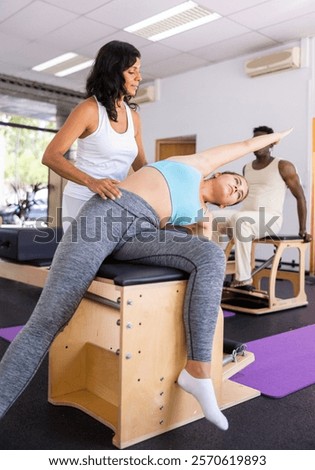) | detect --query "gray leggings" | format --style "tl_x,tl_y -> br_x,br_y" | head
0,190 -> 225,418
